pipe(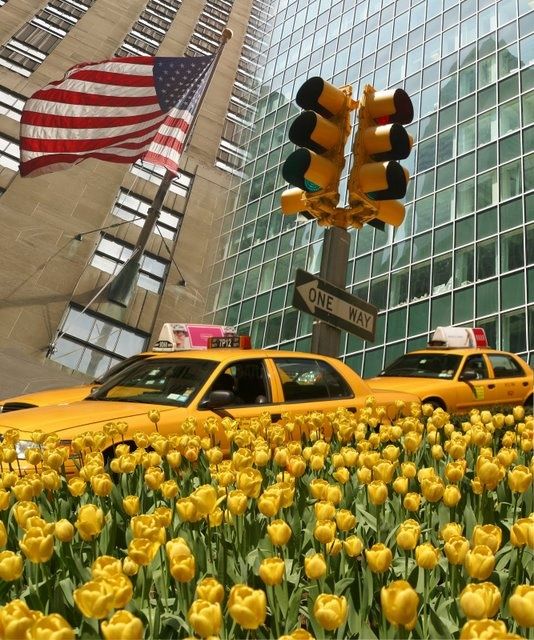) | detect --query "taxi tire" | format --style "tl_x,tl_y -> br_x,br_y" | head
424,397 -> 446,411
524,394 -> 533,412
